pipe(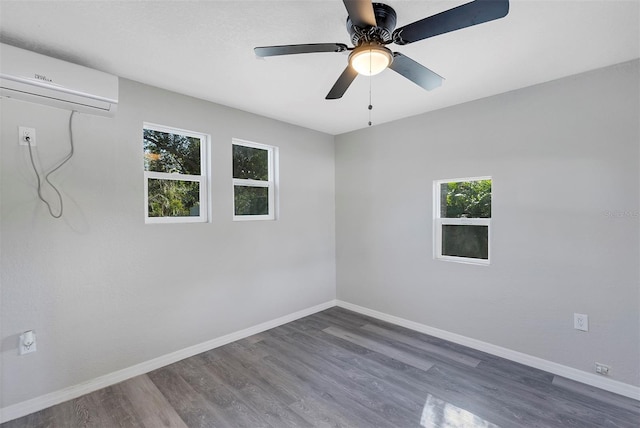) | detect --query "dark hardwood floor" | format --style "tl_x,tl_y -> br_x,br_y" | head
3,307 -> 639,427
